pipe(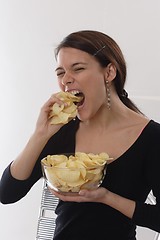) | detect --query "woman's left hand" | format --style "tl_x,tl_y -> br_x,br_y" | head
49,187 -> 109,204
50,187 -> 136,219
